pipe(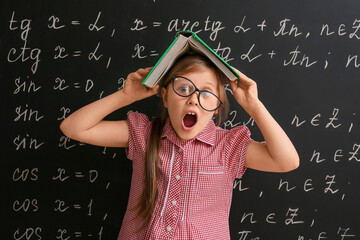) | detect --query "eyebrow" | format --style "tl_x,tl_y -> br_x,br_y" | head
177,75 -> 218,92
200,80 -> 217,91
